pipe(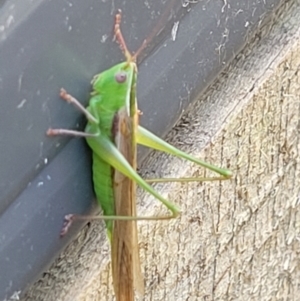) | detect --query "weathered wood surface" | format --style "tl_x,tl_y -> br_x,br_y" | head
23,1 -> 300,300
